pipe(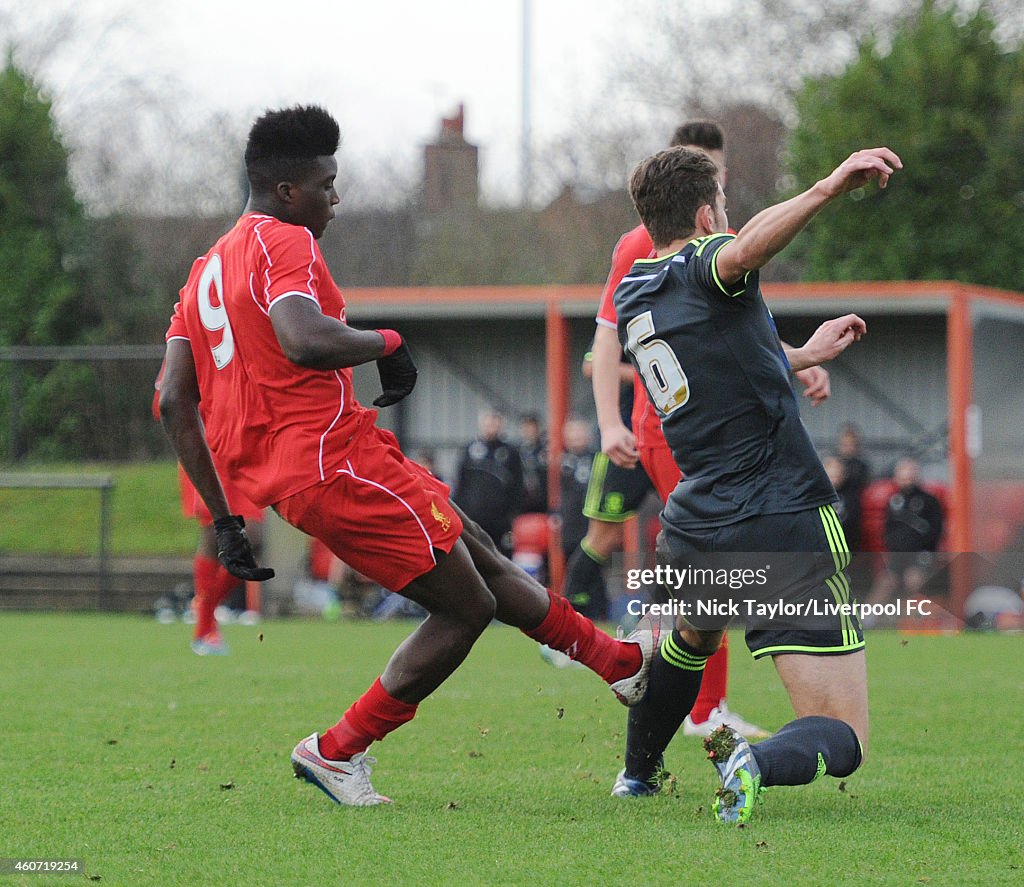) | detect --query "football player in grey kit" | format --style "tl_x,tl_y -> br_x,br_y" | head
613,144 -> 901,822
